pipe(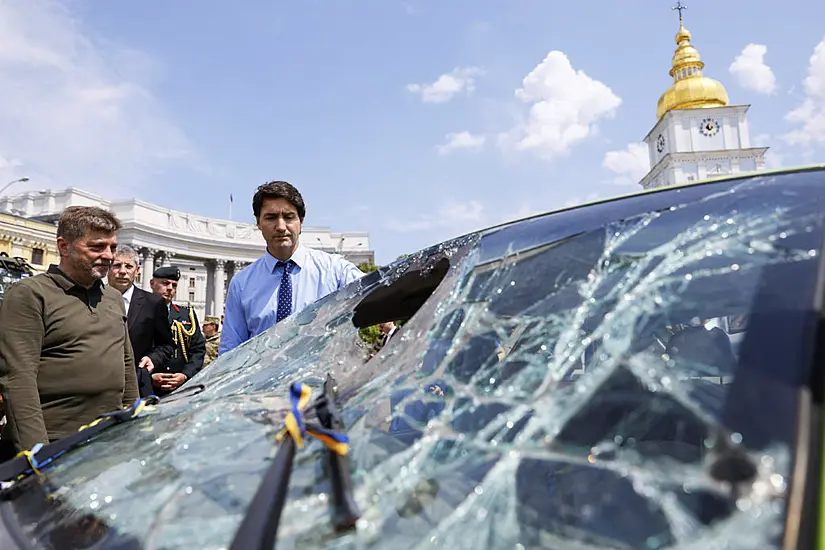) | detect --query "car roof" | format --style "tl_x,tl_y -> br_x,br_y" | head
460,163 -> 825,240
